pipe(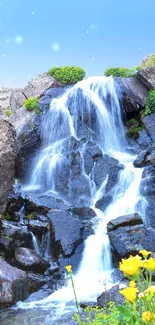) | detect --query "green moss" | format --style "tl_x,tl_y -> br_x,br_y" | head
29,123 -> 35,129
126,126 -> 143,139
1,211 -> 10,220
24,97 -> 41,114
104,67 -> 137,78
48,66 -> 86,85
27,212 -> 35,220
4,107 -> 12,118
142,88 -> 155,117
